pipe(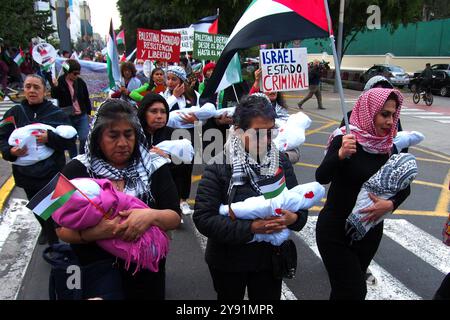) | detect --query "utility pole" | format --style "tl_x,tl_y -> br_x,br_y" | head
334,0 -> 345,92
